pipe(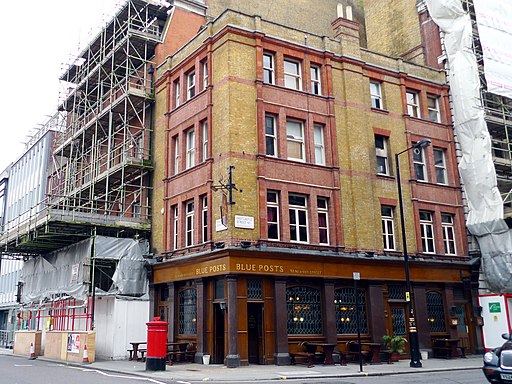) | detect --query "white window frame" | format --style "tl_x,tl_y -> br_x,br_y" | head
310,65 -> 321,95
381,206 -> 396,251
175,80 -> 180,107
263,52 -> 275,84
375,135 -> 390,175
289,194 -> 309,243
202,60 -> 208,90
186,129 -> 195,169
185,200 -> 194,247
202,196 -> 208,243
413,146 -> 428,181
133,202 -> 141,219
284,58 -> 302,90
441,214 -> 456,255
317,197 -> 329,244
427,94 -> 441,123
173,205 -> 179,249
434,148 -> 447,185
370,81 -> 383,109
174,136 -> 179,175
286,119 -> 305,162
202,121 -> 208,162
420,211 -> 435,254
406,90 -> 420,118
267,191 -> 280,240
265,114 -> 277,157
136,135 -> 144,159
187,71 -> 196,100
314,124 -> 326,166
